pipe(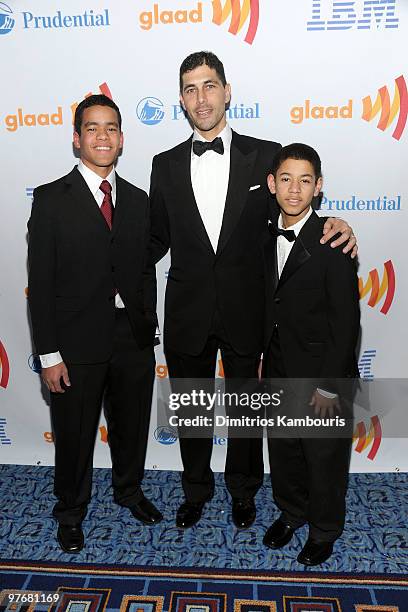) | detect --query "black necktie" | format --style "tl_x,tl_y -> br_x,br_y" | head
193,137 -> 224,156
268,223 -> 296,242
